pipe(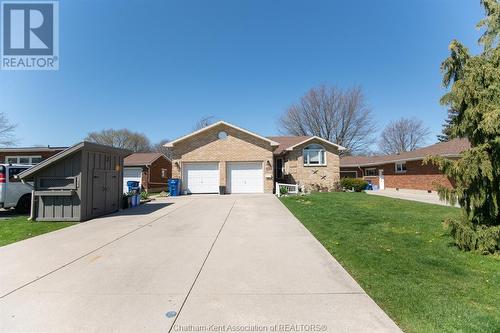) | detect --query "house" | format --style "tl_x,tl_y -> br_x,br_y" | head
0,146 -> 67,165
339,138 -> 470,191
123,153 -> 172,193
165,121 -> 345,194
